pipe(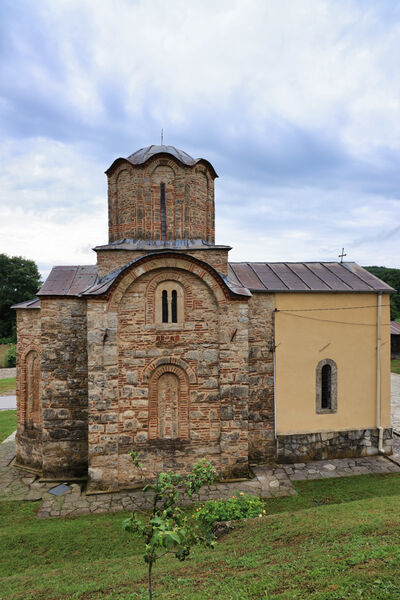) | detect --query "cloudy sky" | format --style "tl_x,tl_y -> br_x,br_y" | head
0,0 -> 399,277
